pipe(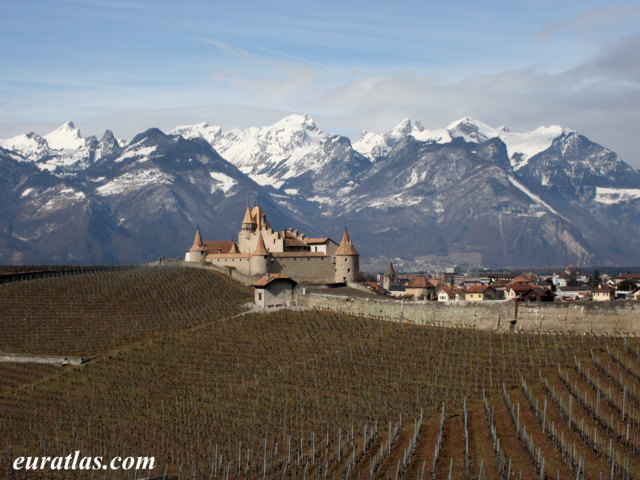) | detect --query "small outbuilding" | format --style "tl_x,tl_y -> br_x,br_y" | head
252,273 -> 297,309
